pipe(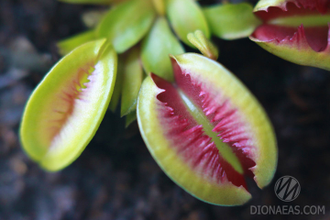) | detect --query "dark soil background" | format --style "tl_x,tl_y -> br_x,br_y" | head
1,0 -> 330,219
